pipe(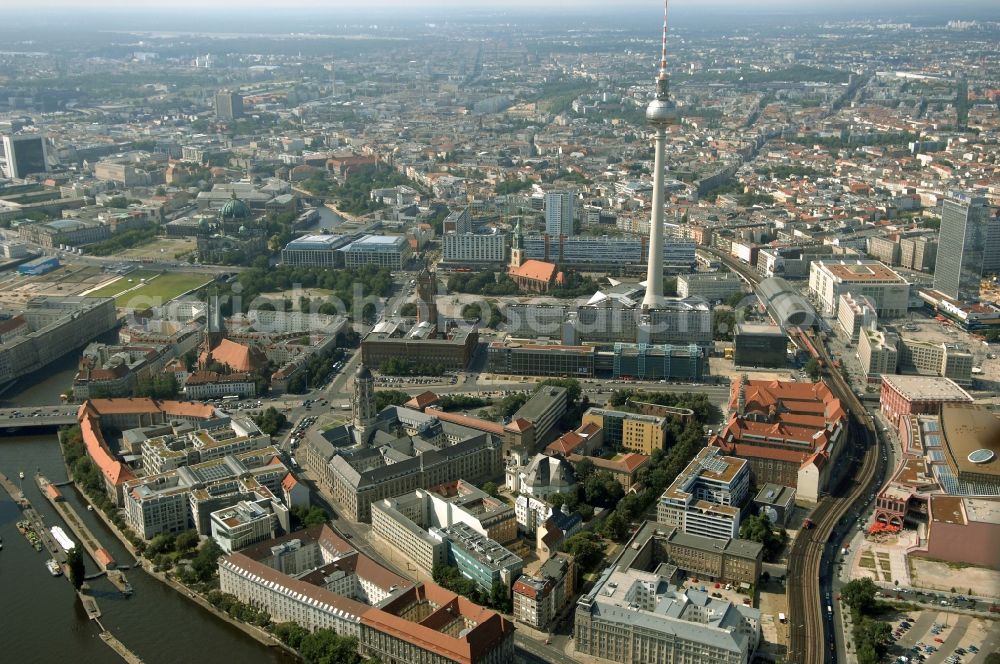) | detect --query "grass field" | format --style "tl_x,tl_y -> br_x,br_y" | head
87,270 -> 213,307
